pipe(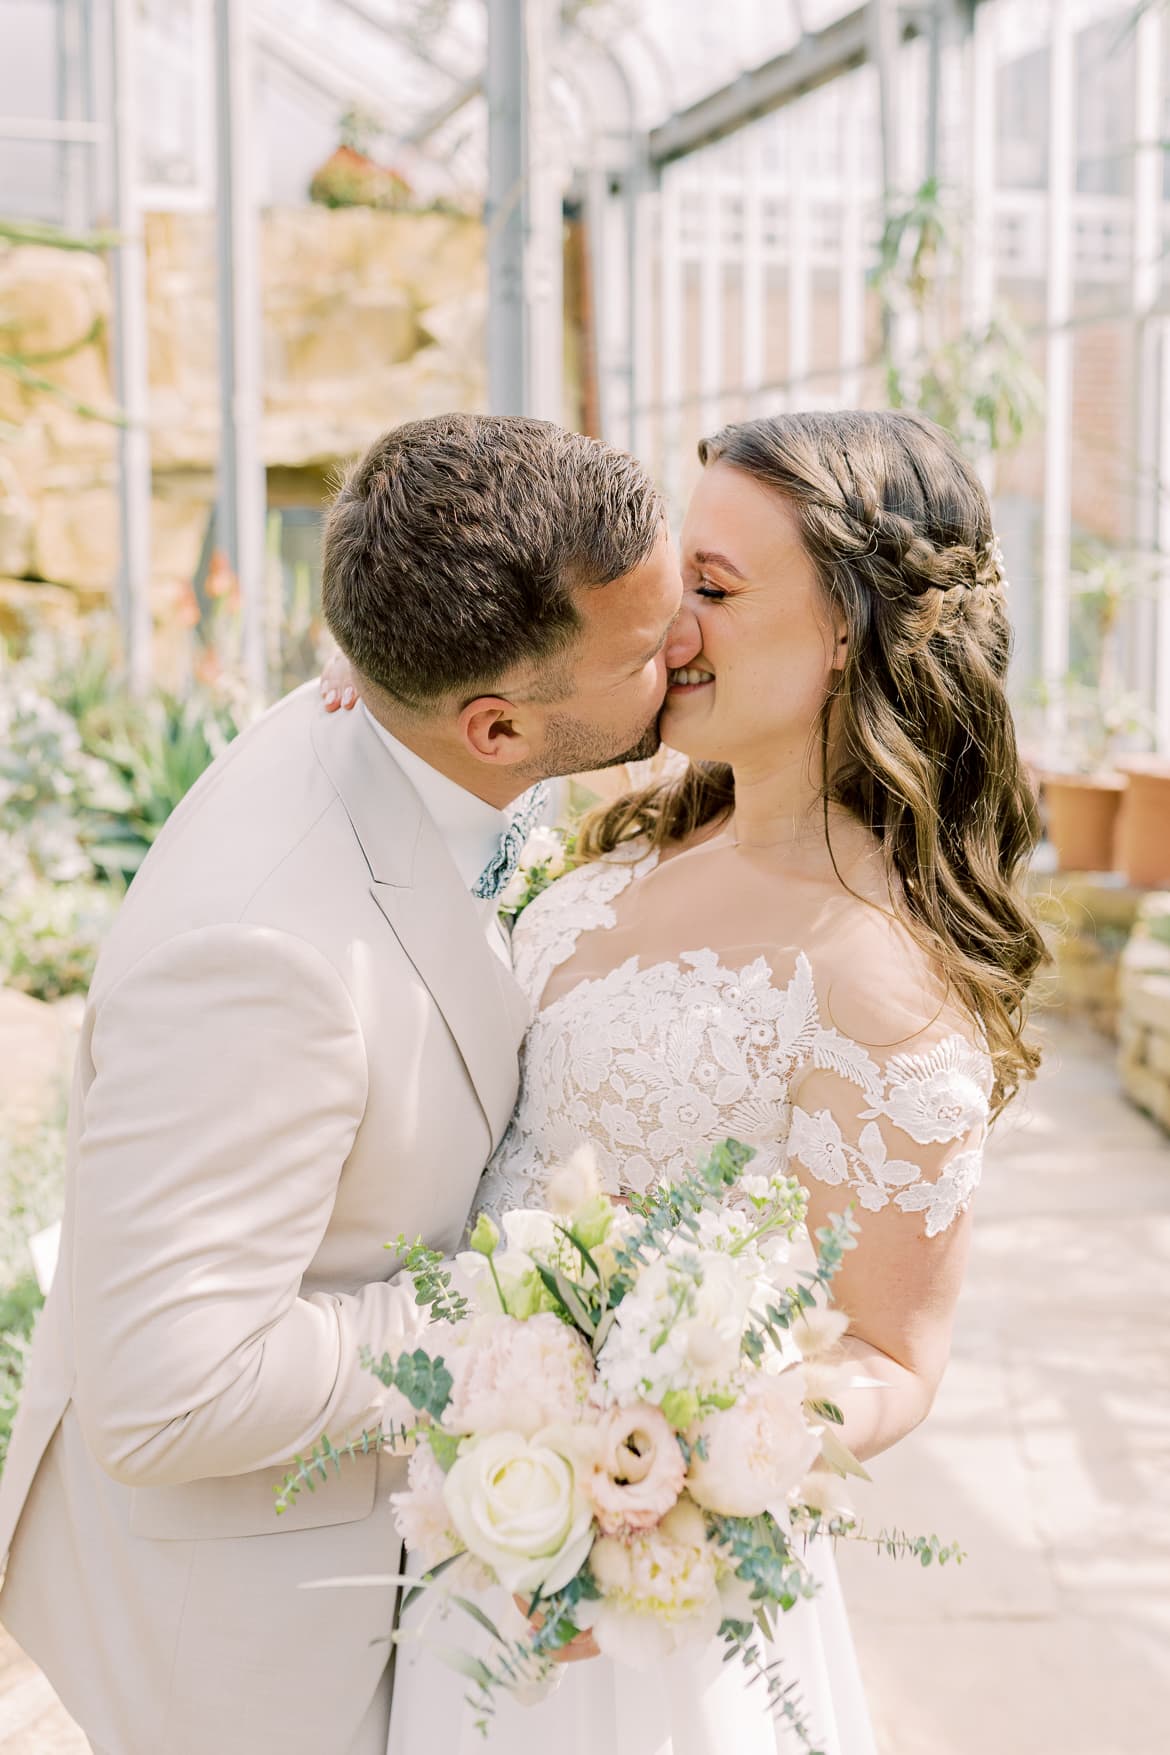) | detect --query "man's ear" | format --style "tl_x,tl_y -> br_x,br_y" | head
458,696 -> 539,767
